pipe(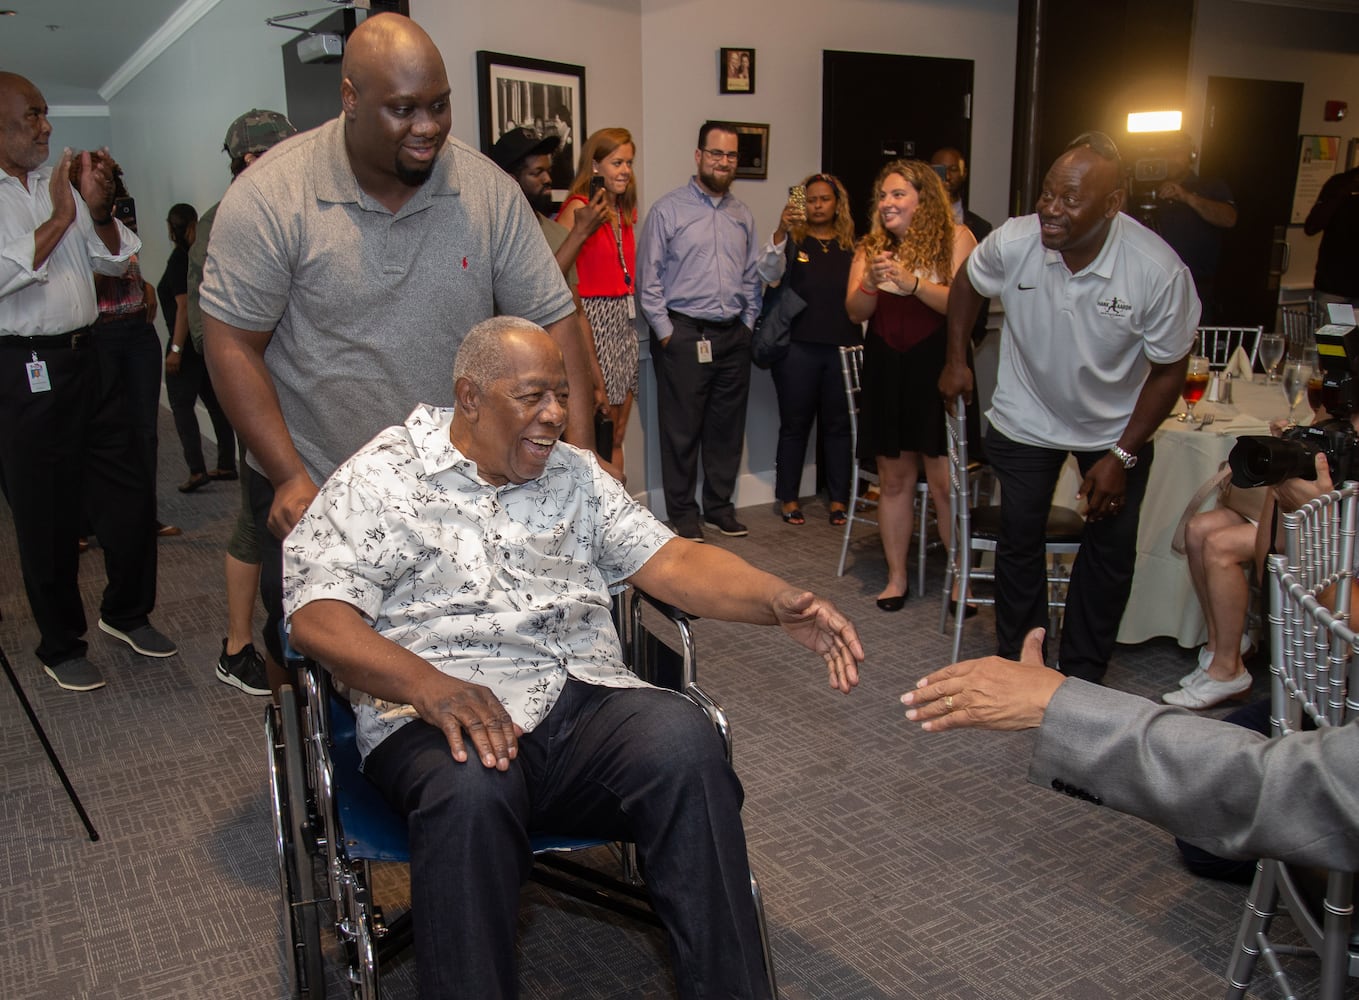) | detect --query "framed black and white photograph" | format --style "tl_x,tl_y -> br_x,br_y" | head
727,121 -> 770,180
719,48 -> 755,95
477,51 -> 586,196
